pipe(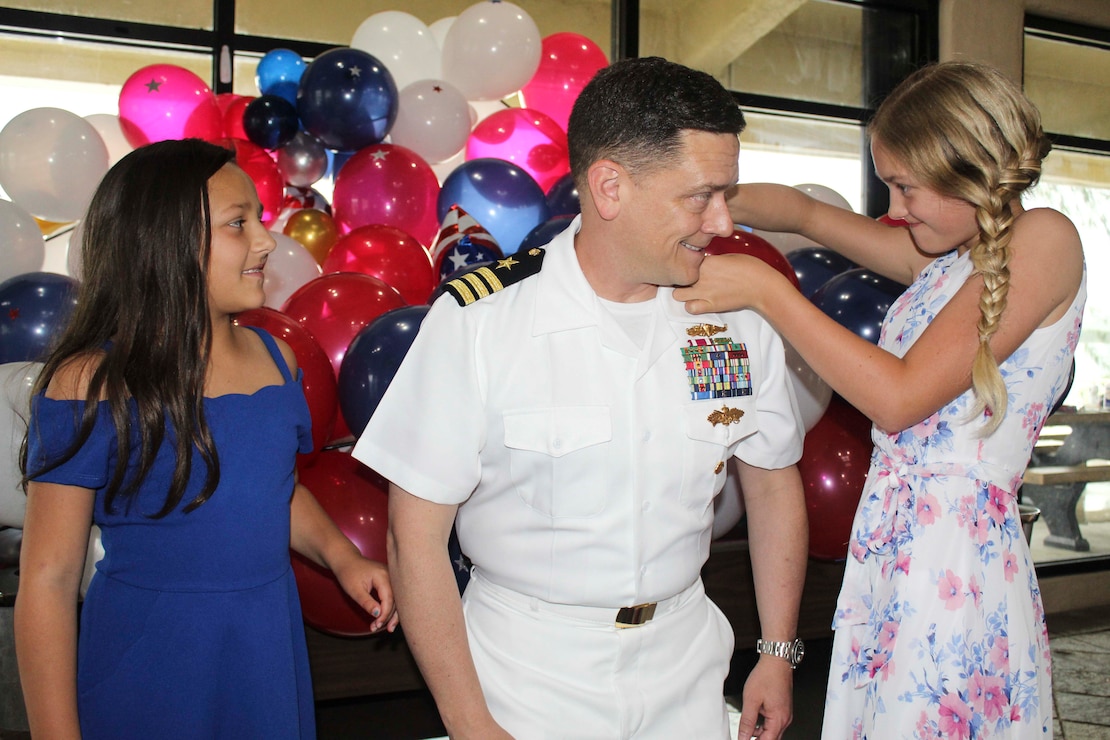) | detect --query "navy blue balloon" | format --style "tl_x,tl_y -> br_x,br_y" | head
787,247 -> 857,299
297,47 -> 398,152
437,158 -> 550,256
448,525 -> 471,594
544,172 -> 580,217
0,272 -> 80,363
242,95 -> 300,150
256,48 -> 305,106
518,214 -> 575,253
811,268 -> 907,344
337,304 -> 429,437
